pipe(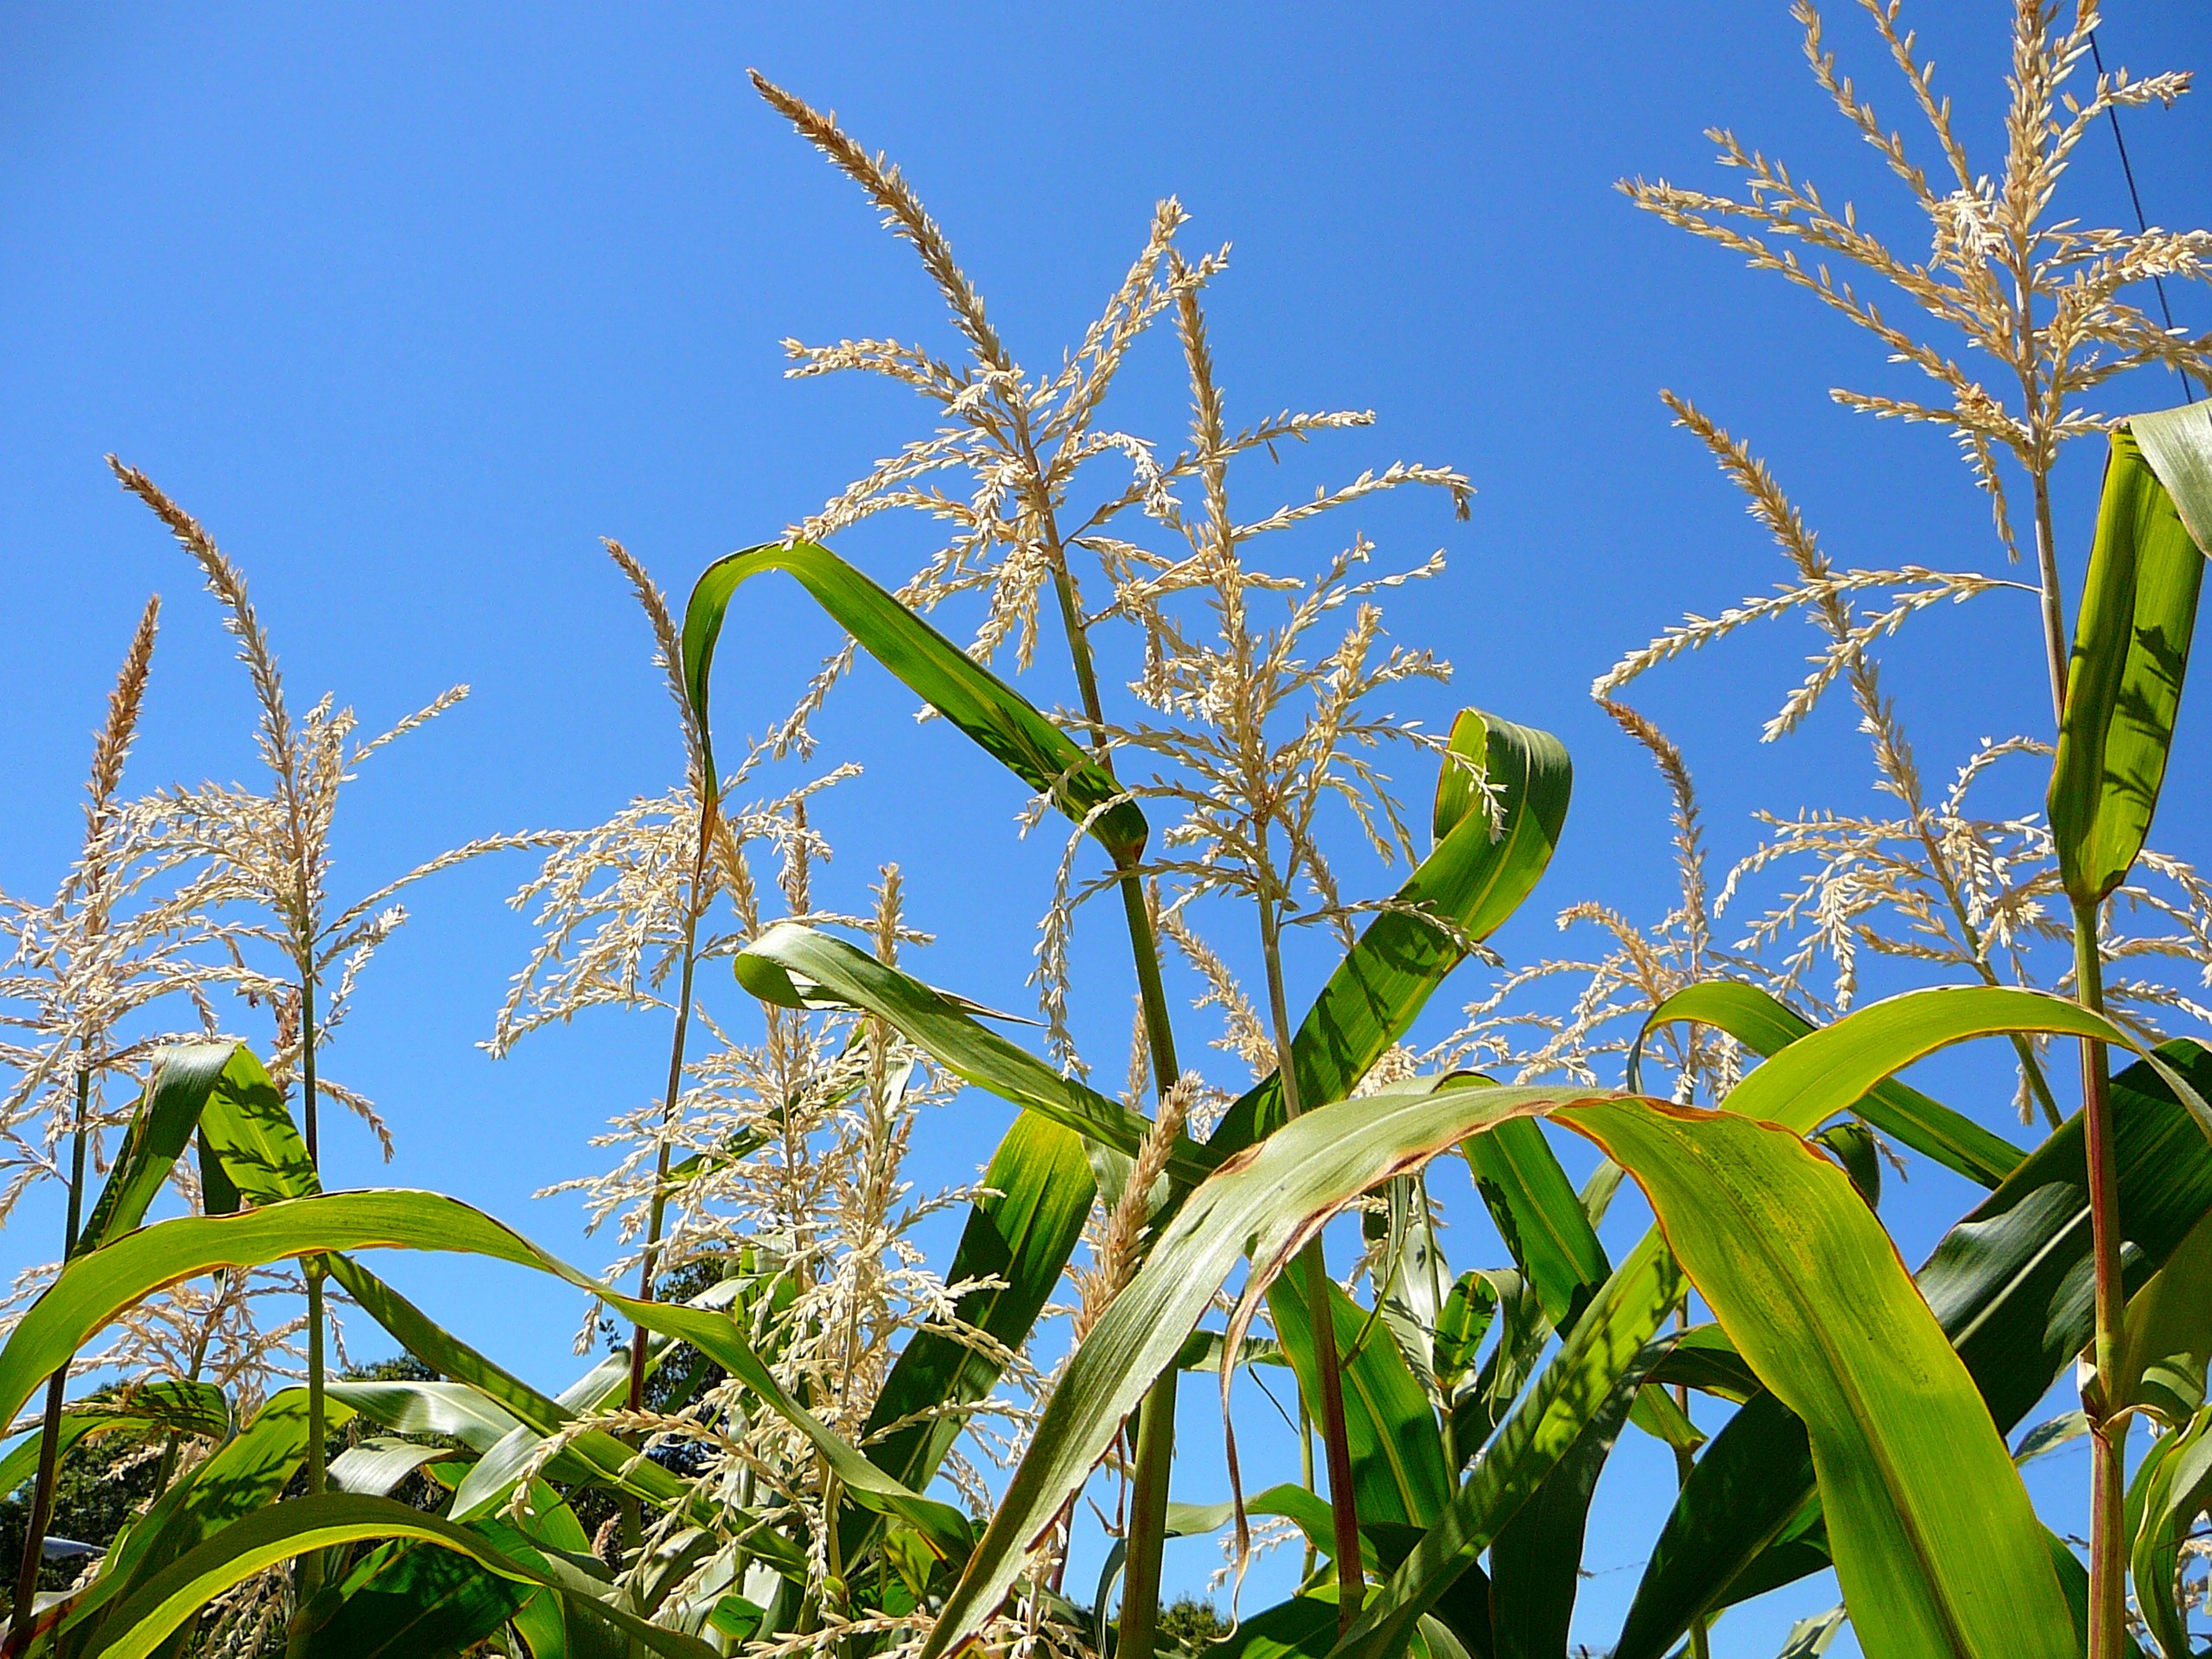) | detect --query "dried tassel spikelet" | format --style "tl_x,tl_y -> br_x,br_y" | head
1472,3 -> 2212,1123
1072,1073 -> 1198,1347
0,593 -> 232,1230
108,462 -> 556,1159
